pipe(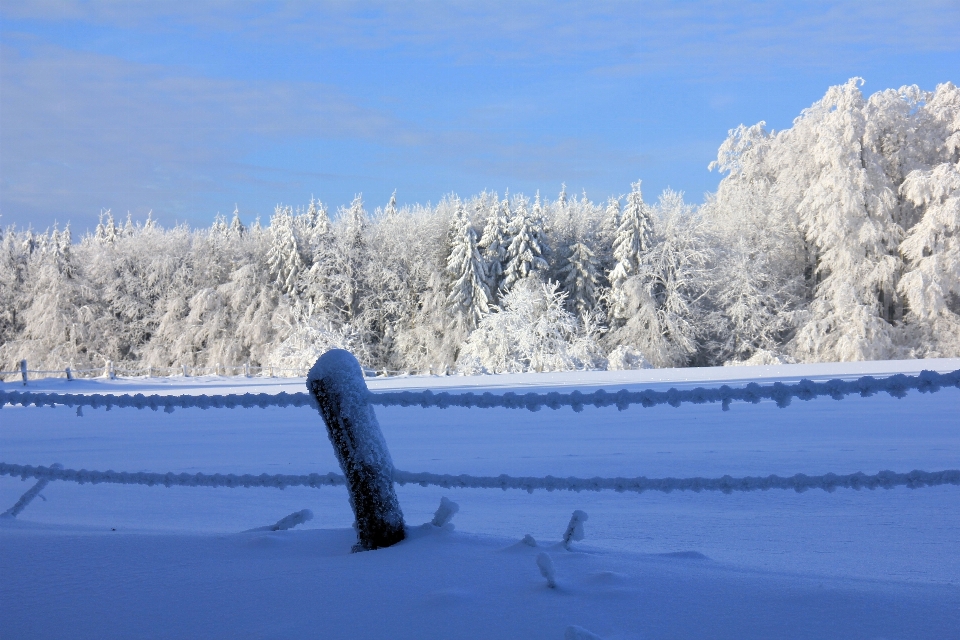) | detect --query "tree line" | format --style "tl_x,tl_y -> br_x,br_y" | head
2,78 -> 958,376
